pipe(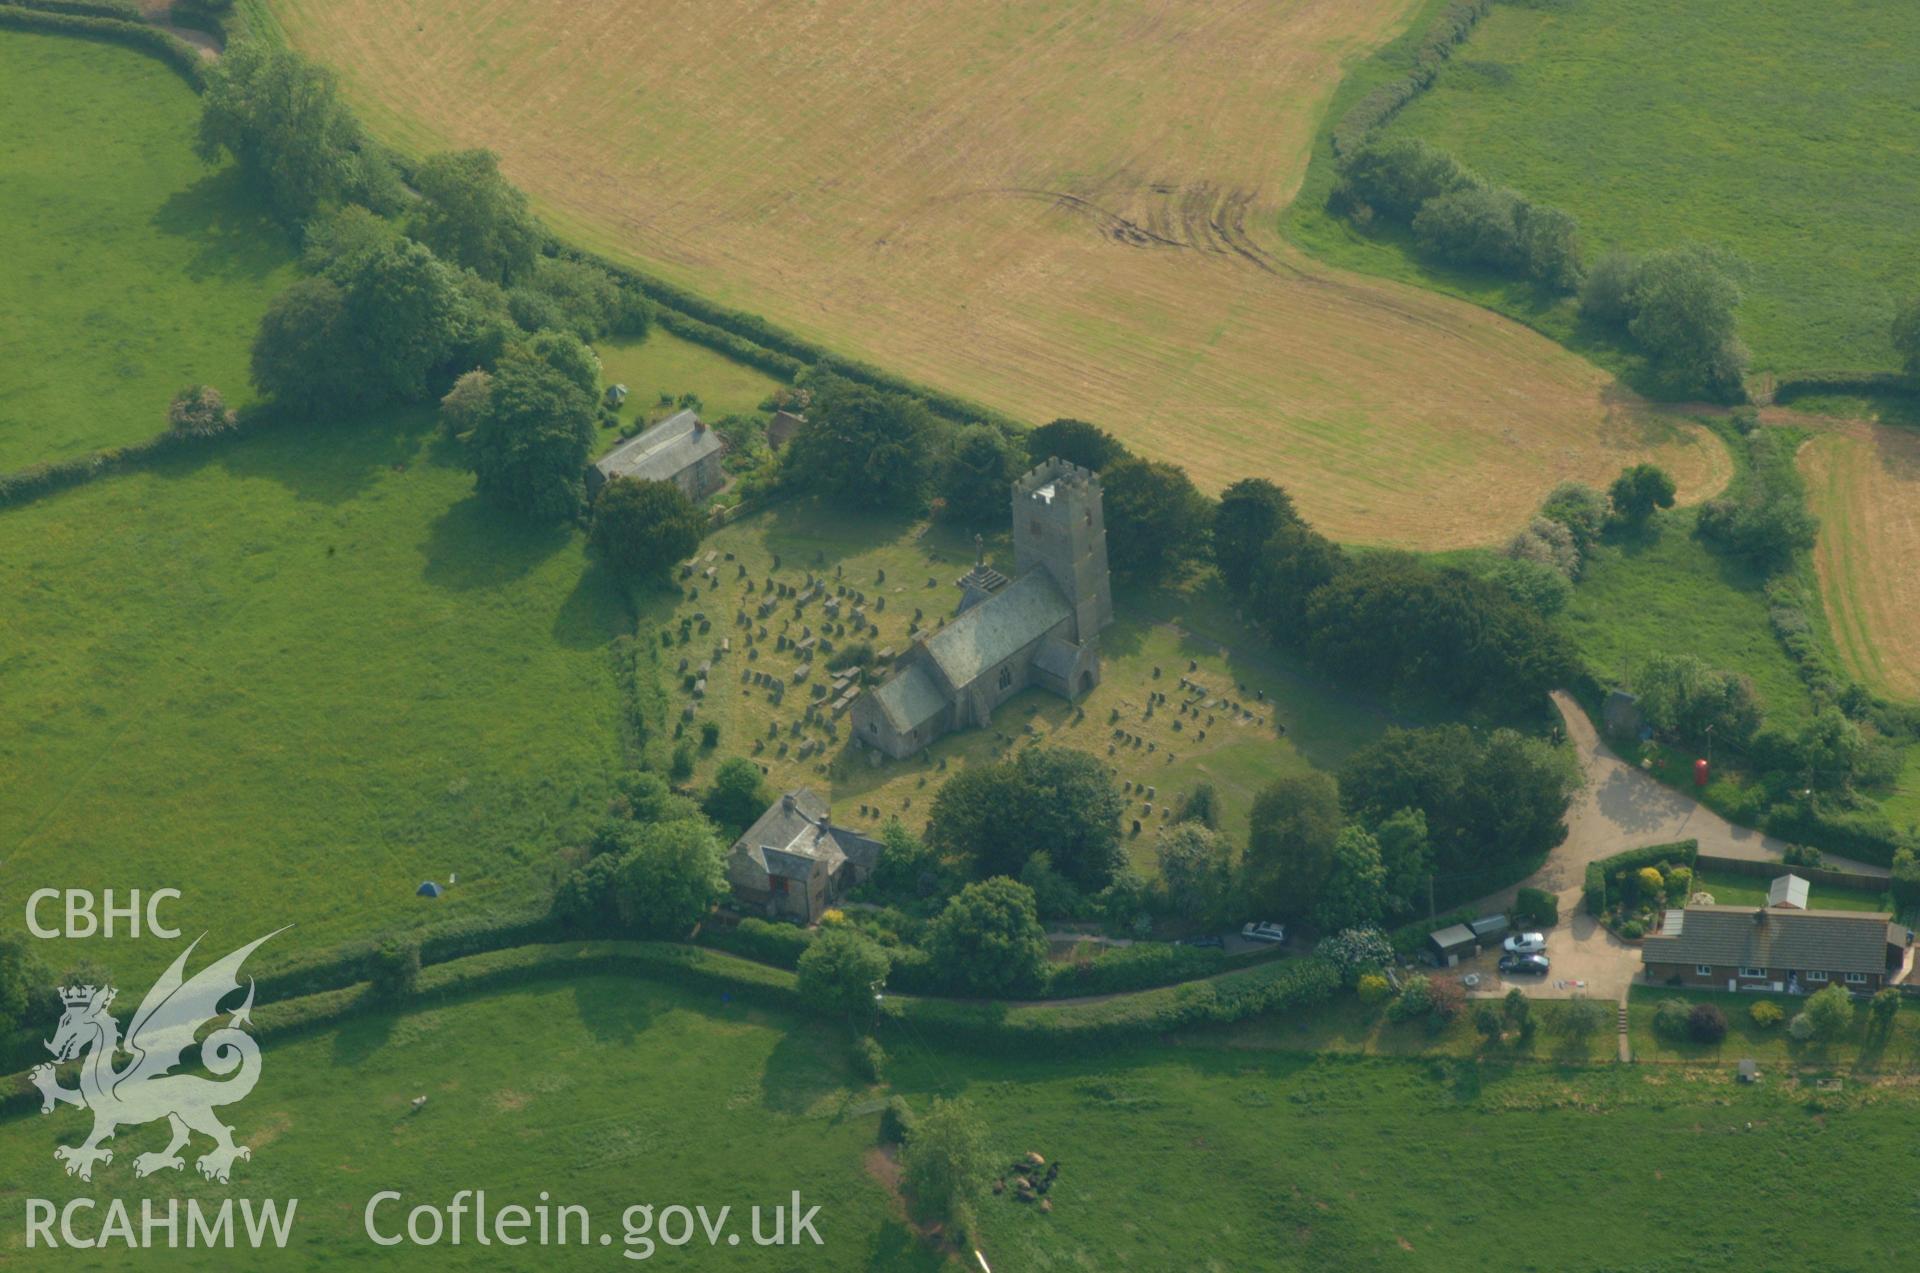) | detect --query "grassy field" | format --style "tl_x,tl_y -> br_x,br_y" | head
642,501 -> 1392,865
0,975 -> 937,1270
260,0 -> 1727,549
1560,508 -> 1816,732
1290,0 -> 1920,376
10,967 -> 1920,1269
1799,418 -> 1920,701
0,29 -> 296,472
